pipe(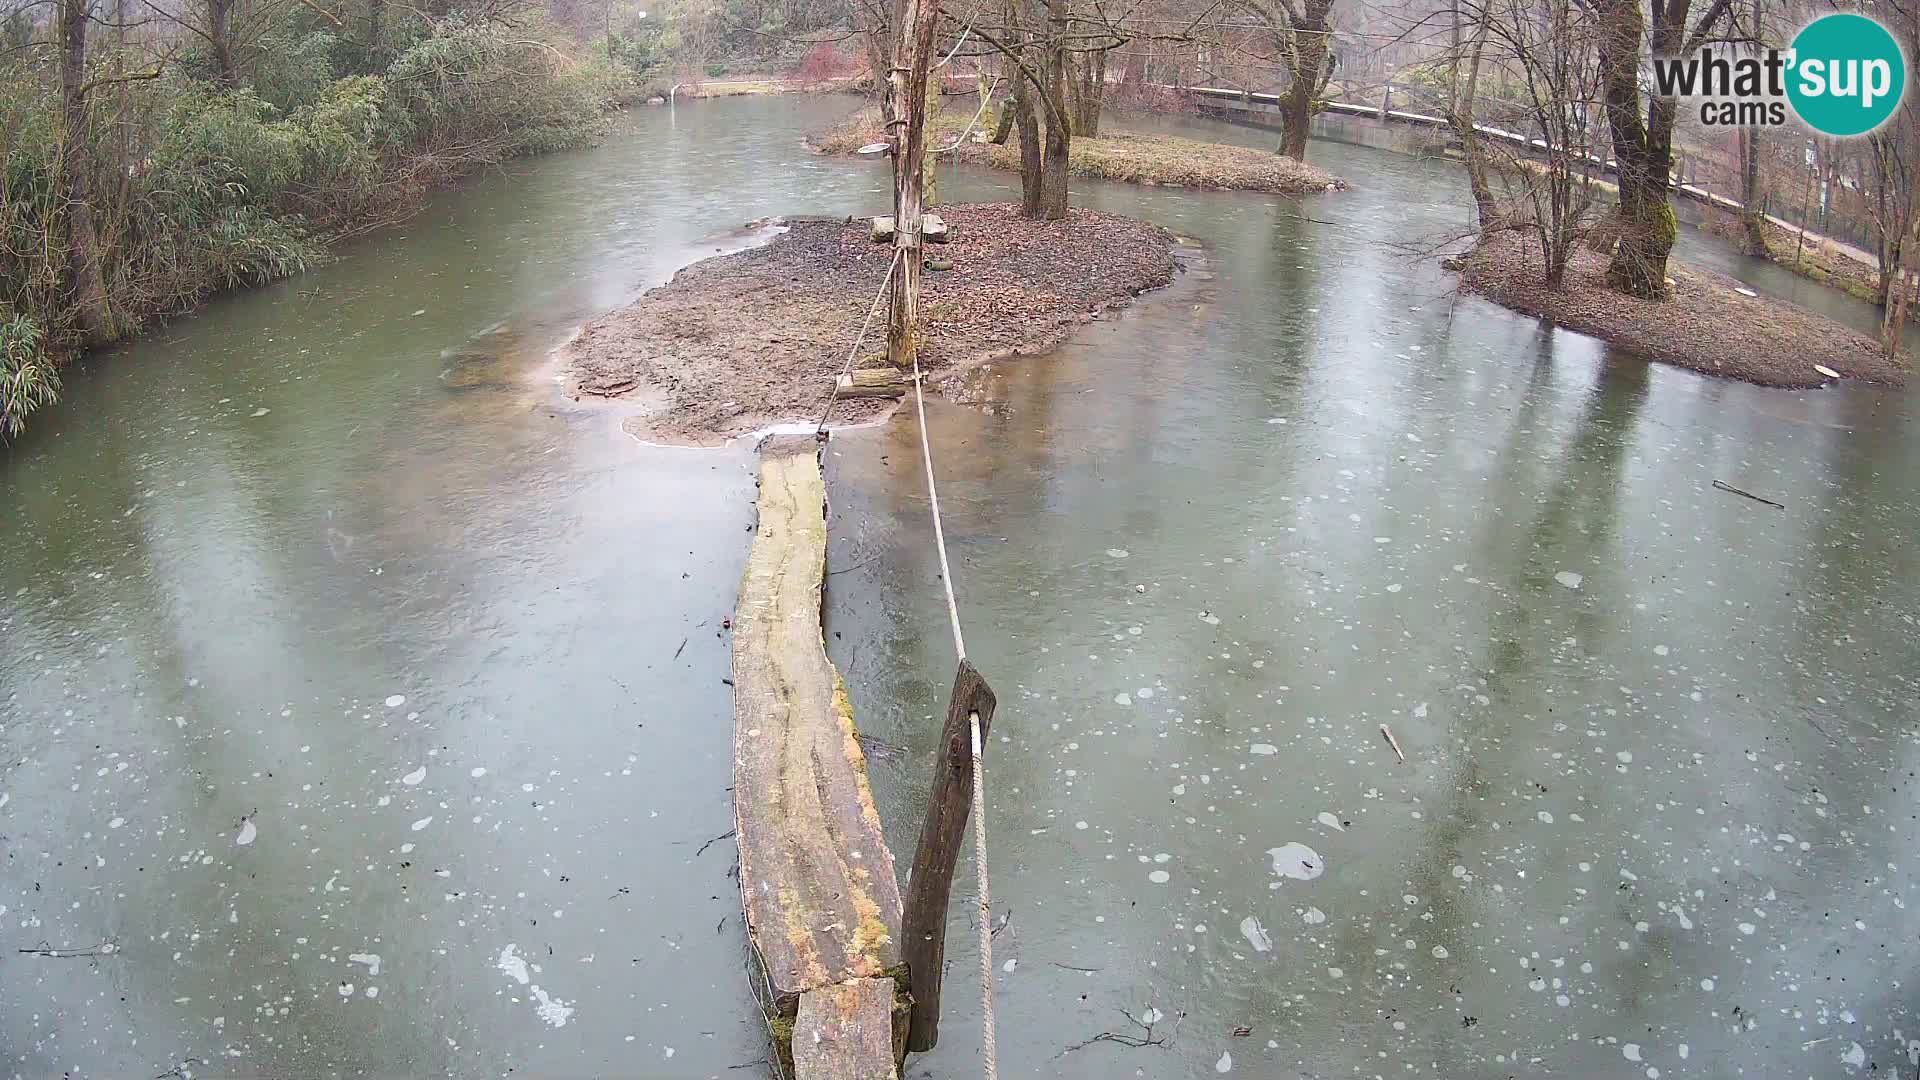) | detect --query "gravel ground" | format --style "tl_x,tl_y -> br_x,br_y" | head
562,203 -> 1180,443
1457,231 -> 1909,388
